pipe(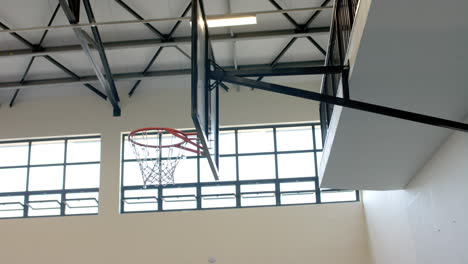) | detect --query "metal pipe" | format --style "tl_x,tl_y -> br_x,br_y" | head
0,6 -> 333,34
